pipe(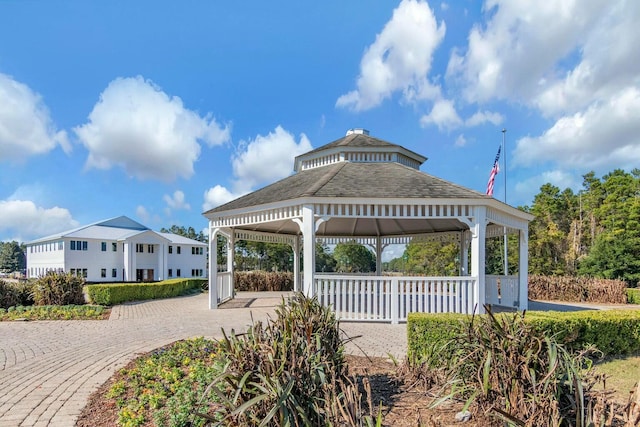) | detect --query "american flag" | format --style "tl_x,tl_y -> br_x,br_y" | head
486,146 -> 501,196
